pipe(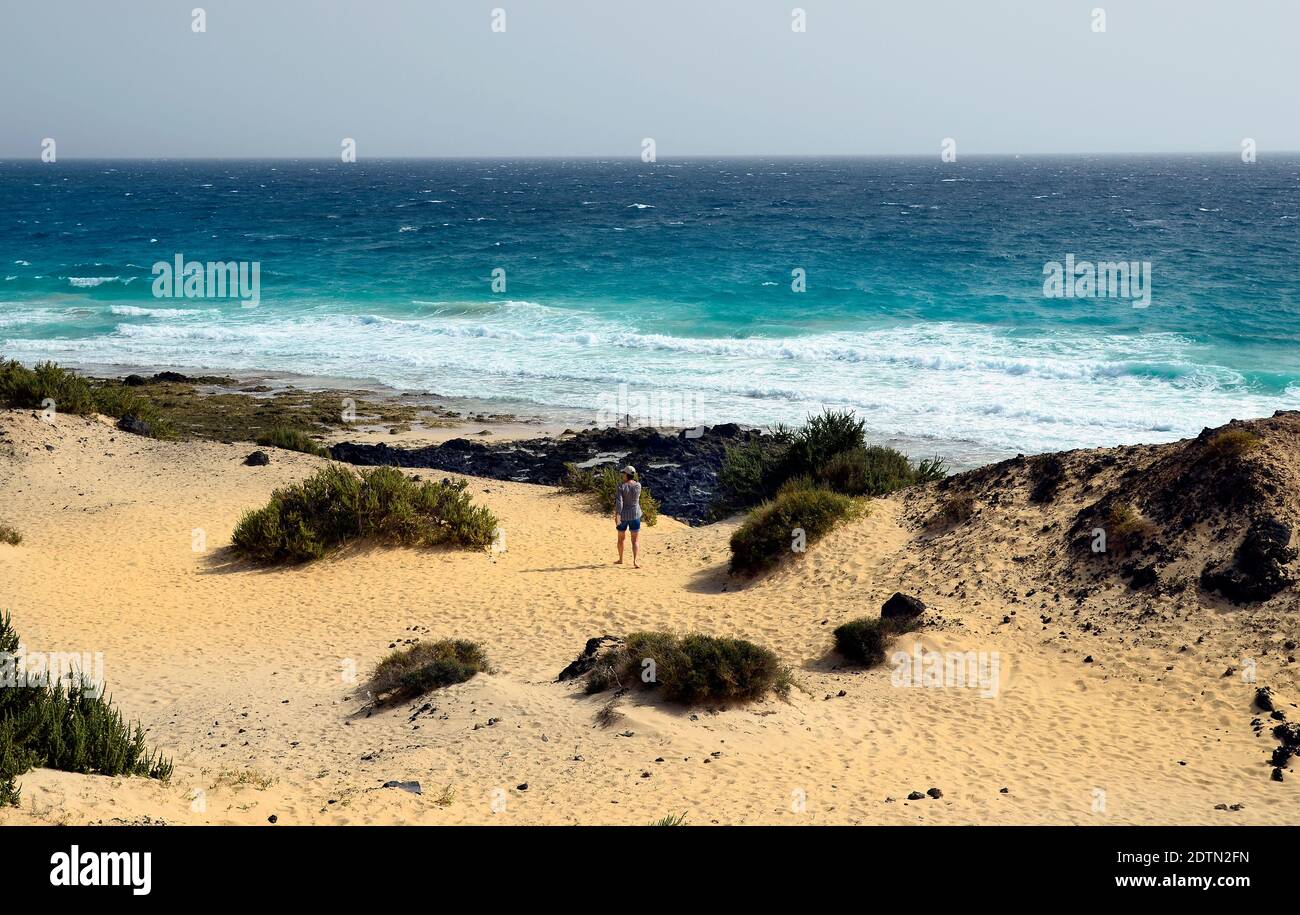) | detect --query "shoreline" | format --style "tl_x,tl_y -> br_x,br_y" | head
49,359 -> 1015,469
